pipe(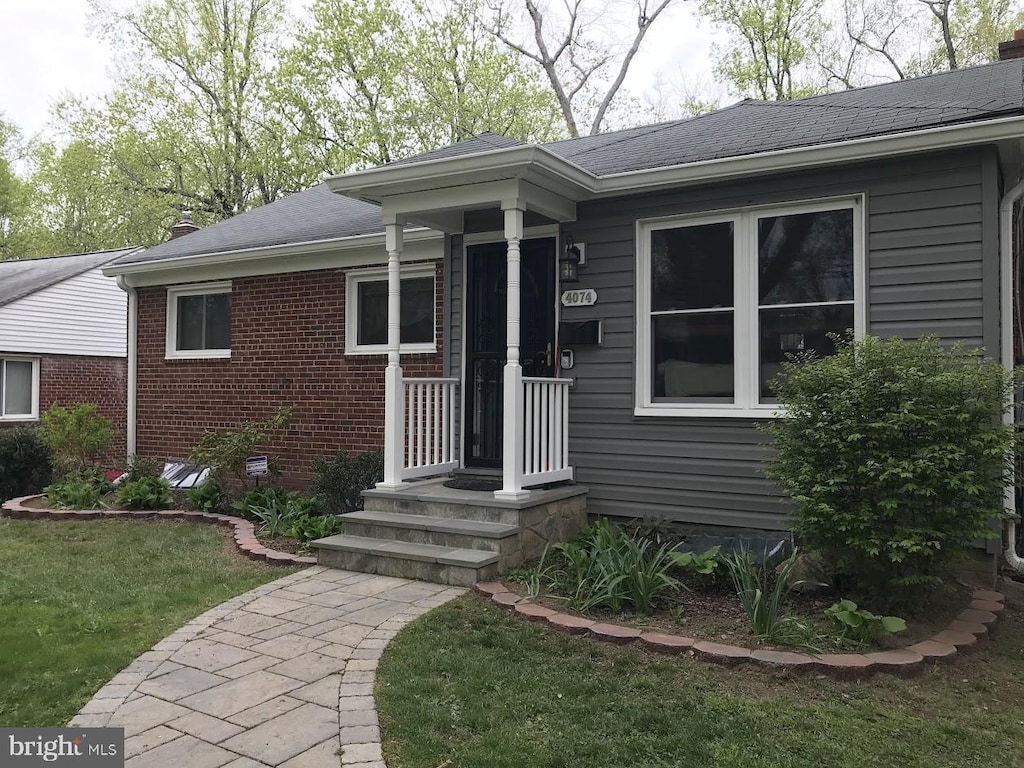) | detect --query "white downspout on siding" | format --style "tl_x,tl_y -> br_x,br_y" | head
999,177 -> 1024,572
116,276 -> 138,459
